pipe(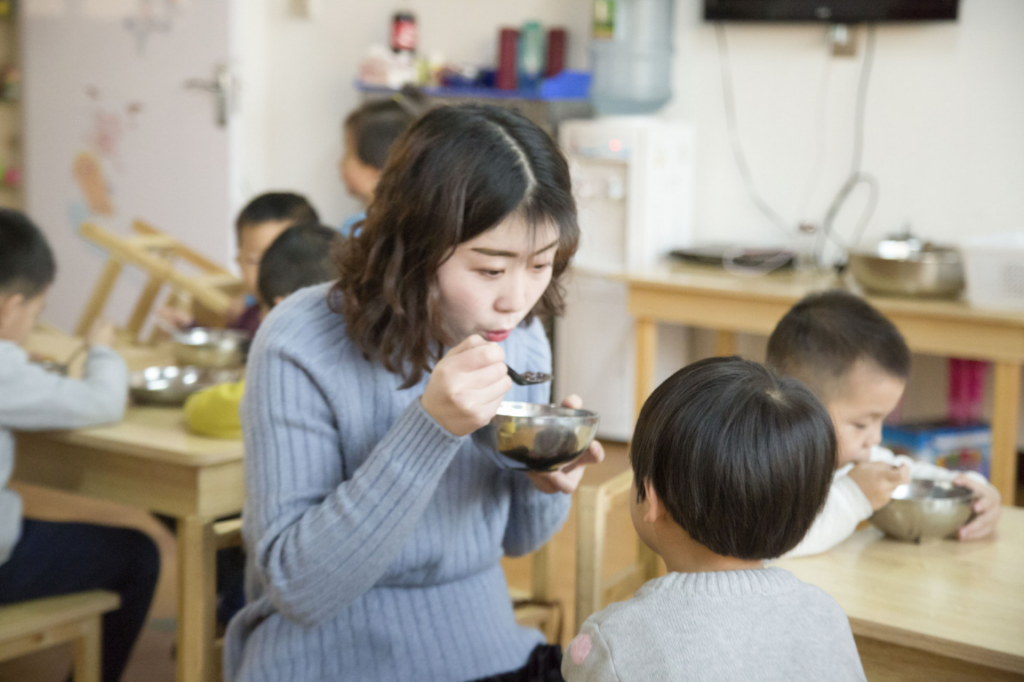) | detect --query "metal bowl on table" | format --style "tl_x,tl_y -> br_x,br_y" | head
849,238 -> 965,298
129,365 -> 243,407
488,401 -> 600,472
870,479 -> 974,543
172,328 -> 249,368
